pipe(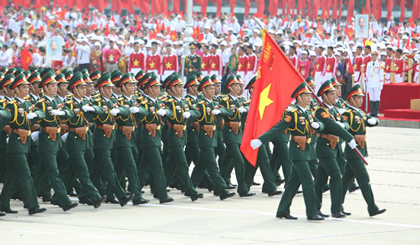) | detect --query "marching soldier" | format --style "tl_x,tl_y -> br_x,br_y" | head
162,74 -> 203,201
219,75 -> 254,197
137,74 -> 174,204
32,71 -> 79,211
251,82 -> 324,220
341,85 -> 386,217
185,43 -> 202,79
190,76 -> 236,200
110,73 -> 149,205
62,72 -> 106,208
0,74 -> 47,215
90,72 -> 136,206
313,80 -> 356,218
